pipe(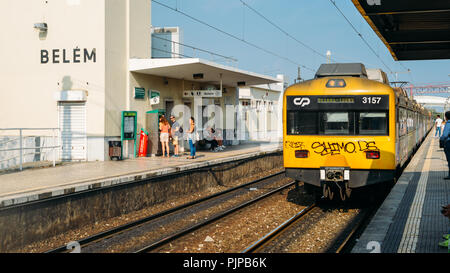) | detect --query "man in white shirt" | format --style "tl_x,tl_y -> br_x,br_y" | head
435,115 -> 443,137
